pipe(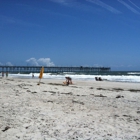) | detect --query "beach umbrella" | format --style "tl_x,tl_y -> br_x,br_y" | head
37,67 -> 44,85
